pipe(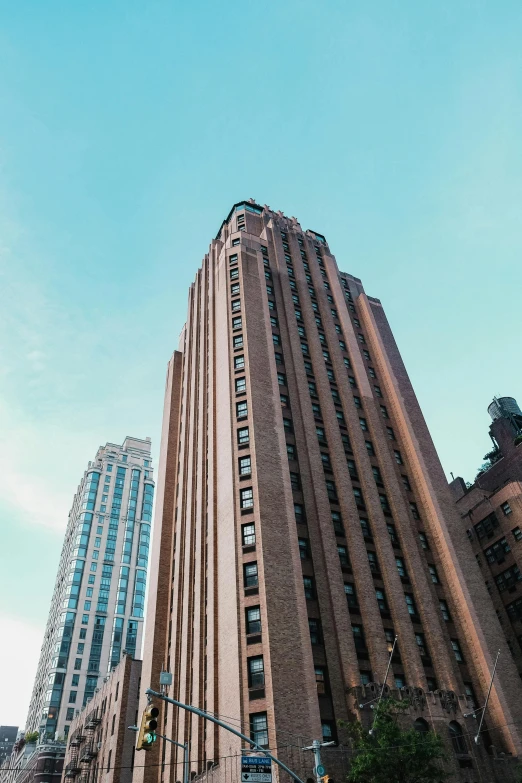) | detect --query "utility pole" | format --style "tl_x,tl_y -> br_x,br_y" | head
128,725 -> 189,783
146,688 -> 305,783
302,739 -> 334,783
